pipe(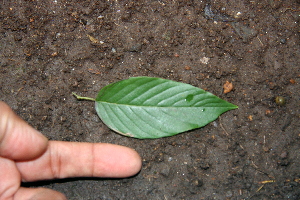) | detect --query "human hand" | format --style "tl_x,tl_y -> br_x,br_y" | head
0,101 -> 142,200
